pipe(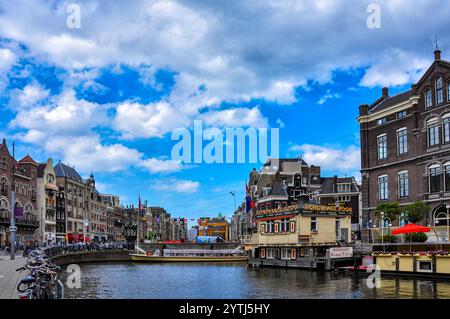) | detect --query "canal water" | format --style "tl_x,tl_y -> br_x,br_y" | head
60,262 -> 450,299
